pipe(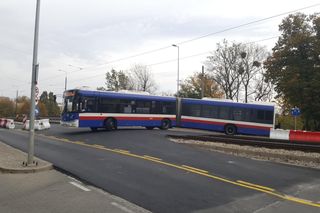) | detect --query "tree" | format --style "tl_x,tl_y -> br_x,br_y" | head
39,91 -> 60,116
206,40 -> 273,102
264,13 -> 320,130
205,39 -> 241,100
0,97 -> 14,117
178,72 -> 224,99
104,69 -> 132,91
130,64 -> 157,93
238,44 -> 271,103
